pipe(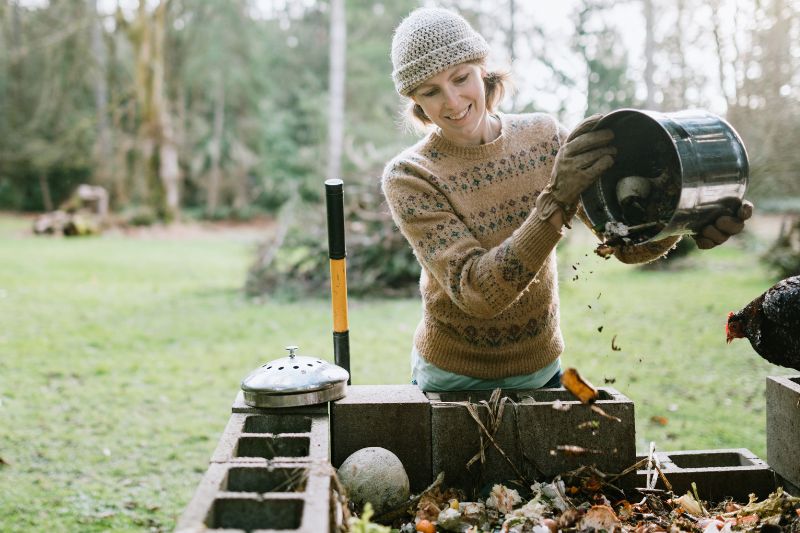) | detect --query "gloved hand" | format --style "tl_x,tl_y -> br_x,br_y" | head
536,114 -> 616,225
693,200 -> 754,249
